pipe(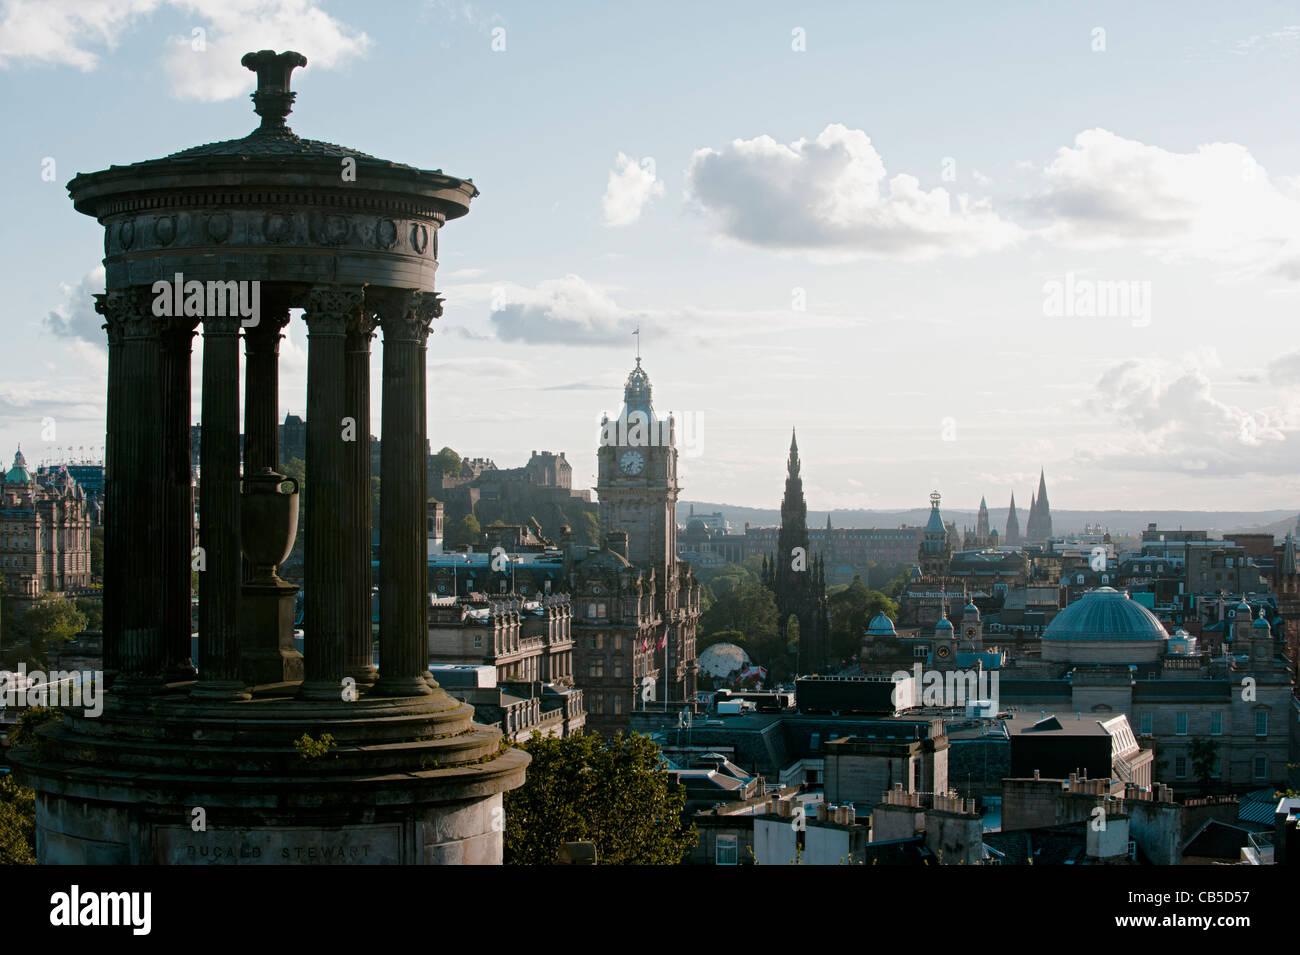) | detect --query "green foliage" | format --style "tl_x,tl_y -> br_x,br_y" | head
88,527 -> 105,577
504,732 -> 696,865
74,598 -> 102,632
697,562 -> 760,600
0,776 -> 35,865
445,513 -> 482,550
7,596 -> 87,654
293,732 -> 337,760
431,447 -> 464,479
1189,736 -> 1220,793
6,706 -> 65,758
828,575 -> 897,662
698,583 -> 788,679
